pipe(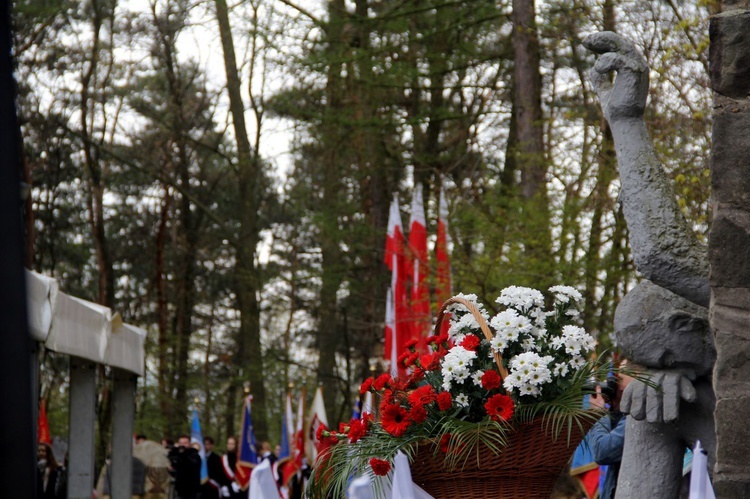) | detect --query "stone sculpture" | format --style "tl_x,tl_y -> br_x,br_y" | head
584,32 -> 716,498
